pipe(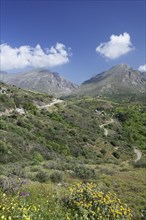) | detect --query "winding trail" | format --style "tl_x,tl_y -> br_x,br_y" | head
0,99 -> 64,116
37,99 -> 64,109
99,119 -> 142,162
99,119 -> 114,136
134,148 -> 142,162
